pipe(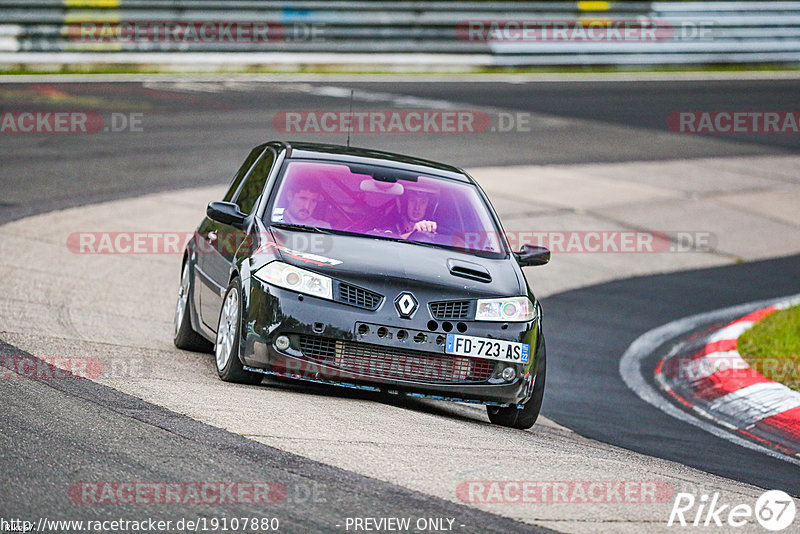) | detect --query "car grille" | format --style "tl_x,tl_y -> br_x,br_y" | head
337,282 -> 382,310
429,300 -> 471,320
298,335 -> 494,383
298,336 -> 337,361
